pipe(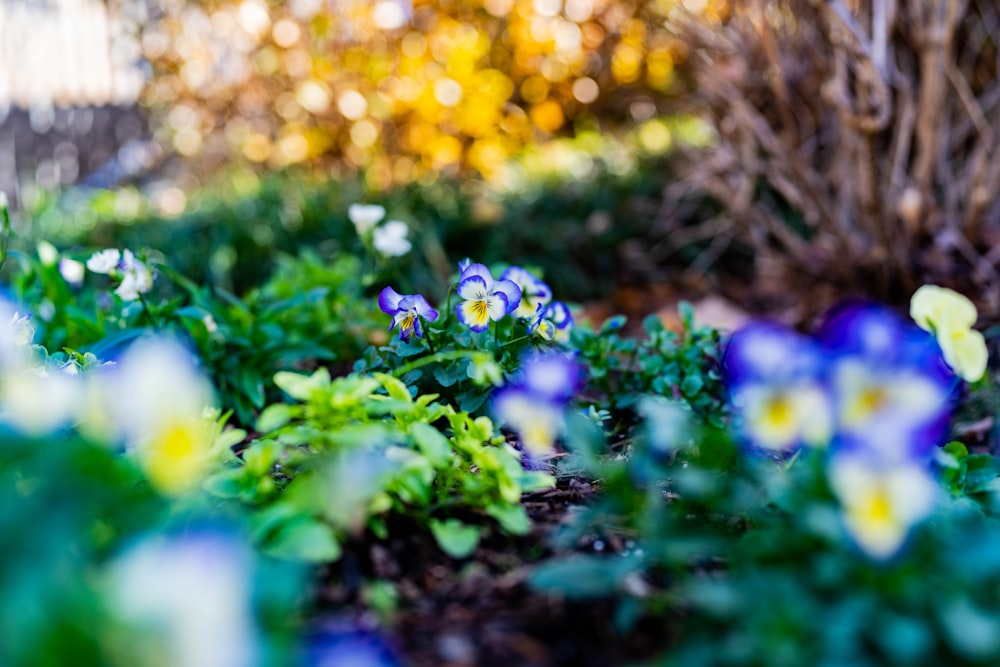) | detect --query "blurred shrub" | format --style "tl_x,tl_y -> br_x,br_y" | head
662,0 -> 1000,314
27,137 -> 687,301
138,0 -> 726,185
